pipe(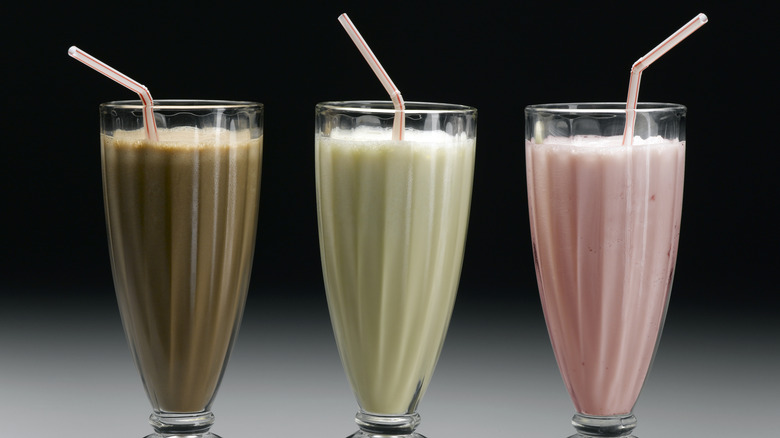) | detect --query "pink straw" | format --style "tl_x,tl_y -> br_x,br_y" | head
622,13 -> 708,145
338,13 -> 406,140
68,46 -> 159,142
